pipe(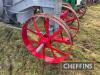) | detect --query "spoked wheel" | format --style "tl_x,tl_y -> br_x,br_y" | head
60,4 -> 80,38
22,13 -> 73,64
77,6 -> 87,18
